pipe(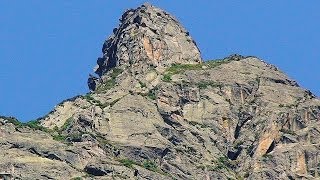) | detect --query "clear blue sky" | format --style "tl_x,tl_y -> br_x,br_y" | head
0,1 -> 319,121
